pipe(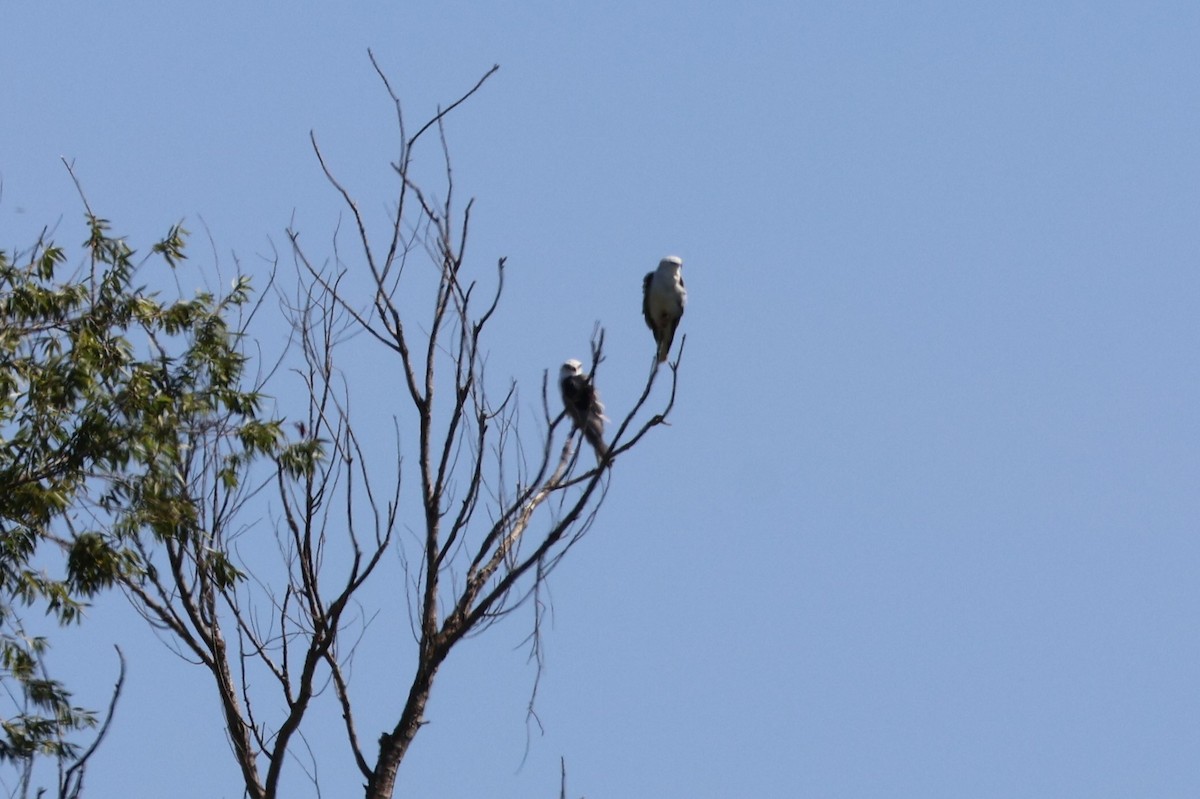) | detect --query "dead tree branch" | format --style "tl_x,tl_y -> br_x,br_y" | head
110,58 -> 680,799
